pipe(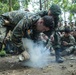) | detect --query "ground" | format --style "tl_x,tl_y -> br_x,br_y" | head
0,55 -> 76,75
